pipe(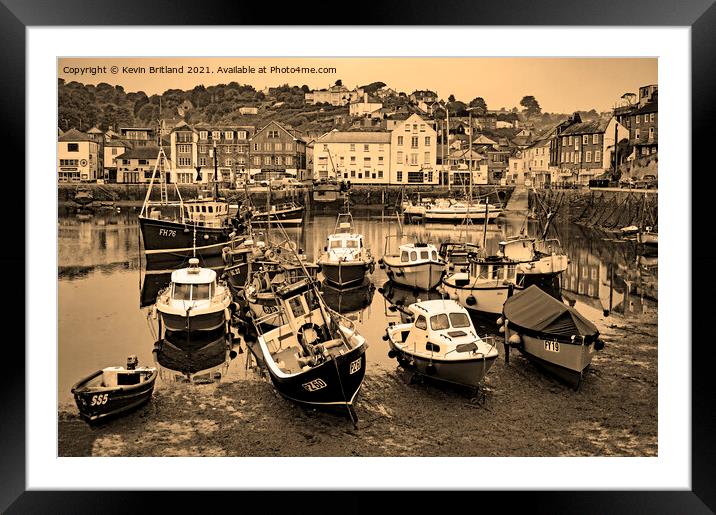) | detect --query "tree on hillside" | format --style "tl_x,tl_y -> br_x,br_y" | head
360,81 -> 386,94
301,85 -> 310,93
469,97 -> 487,114
448,94 -> 456,103
520,95 -> 542,117
335,79 -> 343,87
